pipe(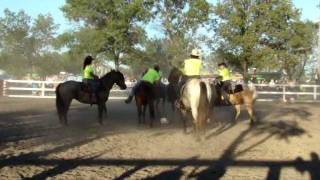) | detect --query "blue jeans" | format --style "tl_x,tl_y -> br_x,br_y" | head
83,79 -> 98,93
129,80 -> 142,96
